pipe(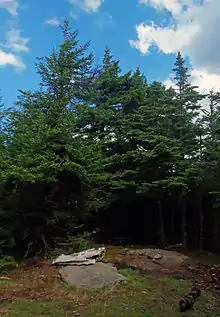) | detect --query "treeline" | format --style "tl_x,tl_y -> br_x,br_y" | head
1,20 -> 220,257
